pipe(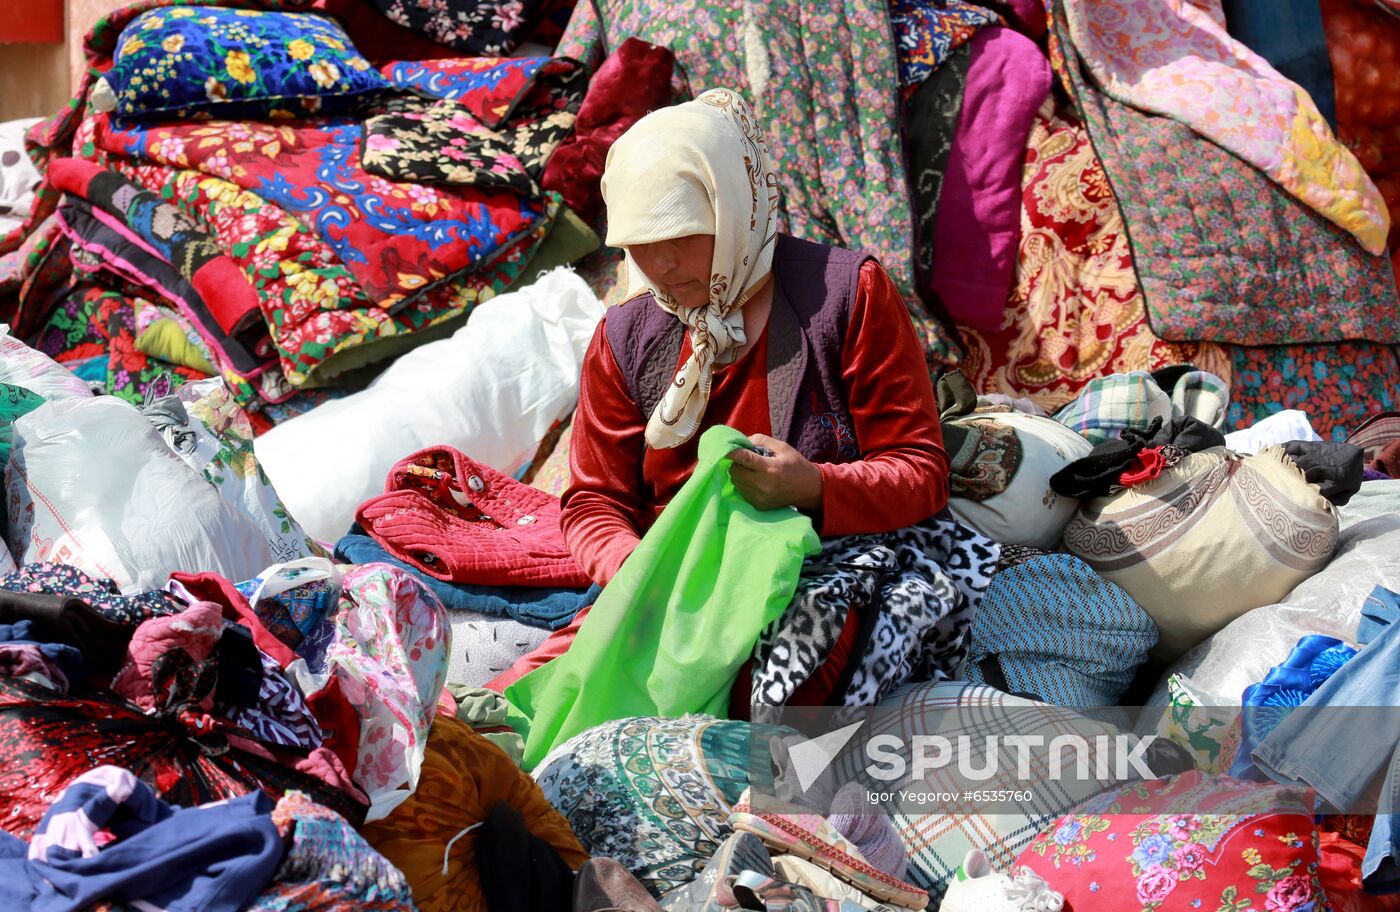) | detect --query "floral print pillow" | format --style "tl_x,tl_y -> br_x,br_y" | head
367,0 -> 548,56
1017,771 -> 1329,912
107,7 -> 389,122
